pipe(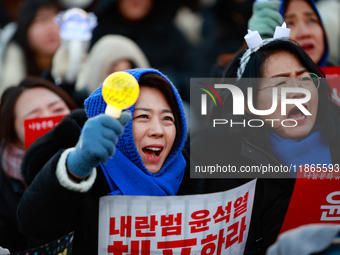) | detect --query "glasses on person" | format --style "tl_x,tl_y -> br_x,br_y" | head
258,73 -> 320,95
